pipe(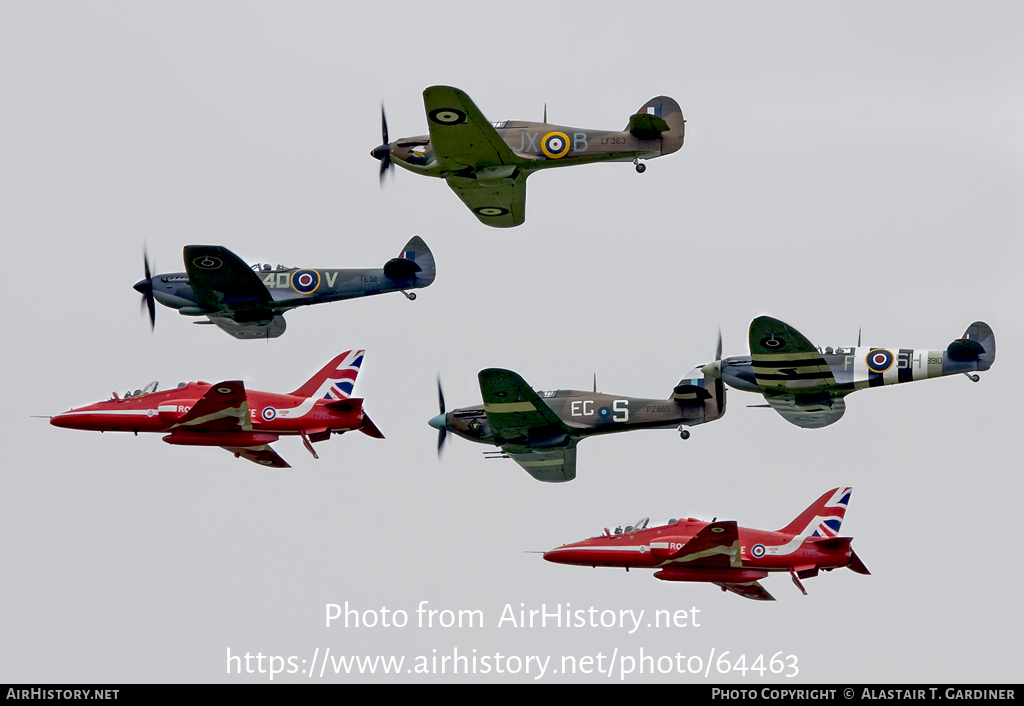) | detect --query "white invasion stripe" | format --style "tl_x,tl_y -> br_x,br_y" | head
853,347 -> 870,387
910,349 -> 927,382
